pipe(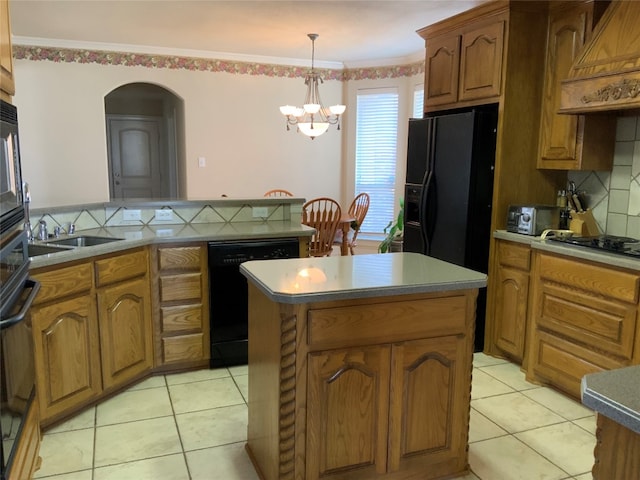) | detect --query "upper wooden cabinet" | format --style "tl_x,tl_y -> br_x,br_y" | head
420,6 -> 506,110
0,0 -> 15,100
424,34 -> 460,107
459,20 -> 504,102
537,0 -> 616,170
418,6 -> 507,109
